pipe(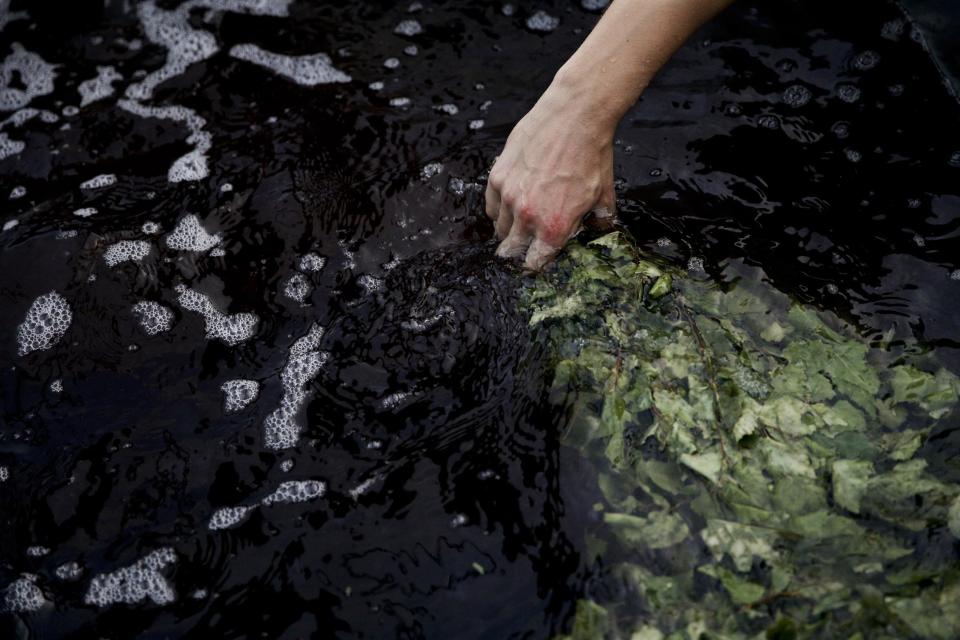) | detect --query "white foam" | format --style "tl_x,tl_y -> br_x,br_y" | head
17,291 -> 72,356
263,323 -> 327,449
9,185 -> 26,199
468,119 -> 484,130
389,97 -> 411,108
208,505 -> 254,530
0,44 -> 57,111
380,391 -> 413,410
132,301 -> 175,335
55,562 -> 83,581
368,81 -> 384,91
687,257 -> 704,272
142,221 -> 161,234
26,546 -> 50,557
280,459 -> 294,472
126,2 -> 219,101
383,57 -> 400,69
2,219 -> 17,232
78,65 -> 123,107
56,229 -> 78,239
175,285 -> 258,345
526,10 -> 559,32
783,85 -> 811,108
261,479 -> 325,505
283,273 -> 312,303
349,476 -> 377,499
581,0 -> 610,10
73,207 -> 98,217
165,214 -> 221,252
394,19 -> 422,36
229,44 -> 351,86
0,466 -> 7,481
403,45 -> 418,56
84,548 -> 177,607
80,174 -> 117,190
358,274 -> 384,294
50,379 -> 63,393
104,240 -> 152,267
435,103 -> 458,115
62,105 -> 79,116
221,378 -> 259,413
0,131 -> 25,160
298,253 -> 325,272
4,574 -> 45,612
220,182 -> 233,192
421,162 -> 444,179
118,100 -> 211,182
